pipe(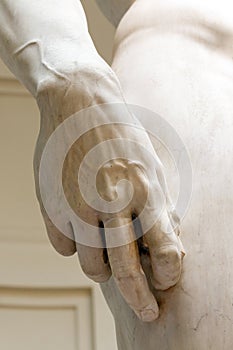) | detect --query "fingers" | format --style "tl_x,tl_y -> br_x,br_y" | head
76,243 -> 112,283
72,221 -> 112,283
42,204 -> 112,282
41,206 -> 76,256
144,210 -> 182,291
105,217 -> 159,322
